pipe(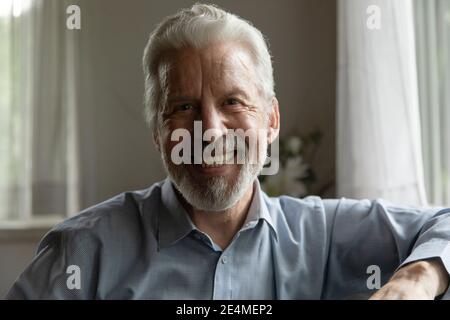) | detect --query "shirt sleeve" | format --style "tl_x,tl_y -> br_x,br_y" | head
322,198 -> 450,299
396,208 -> 450,299
5,228 -> 100,300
